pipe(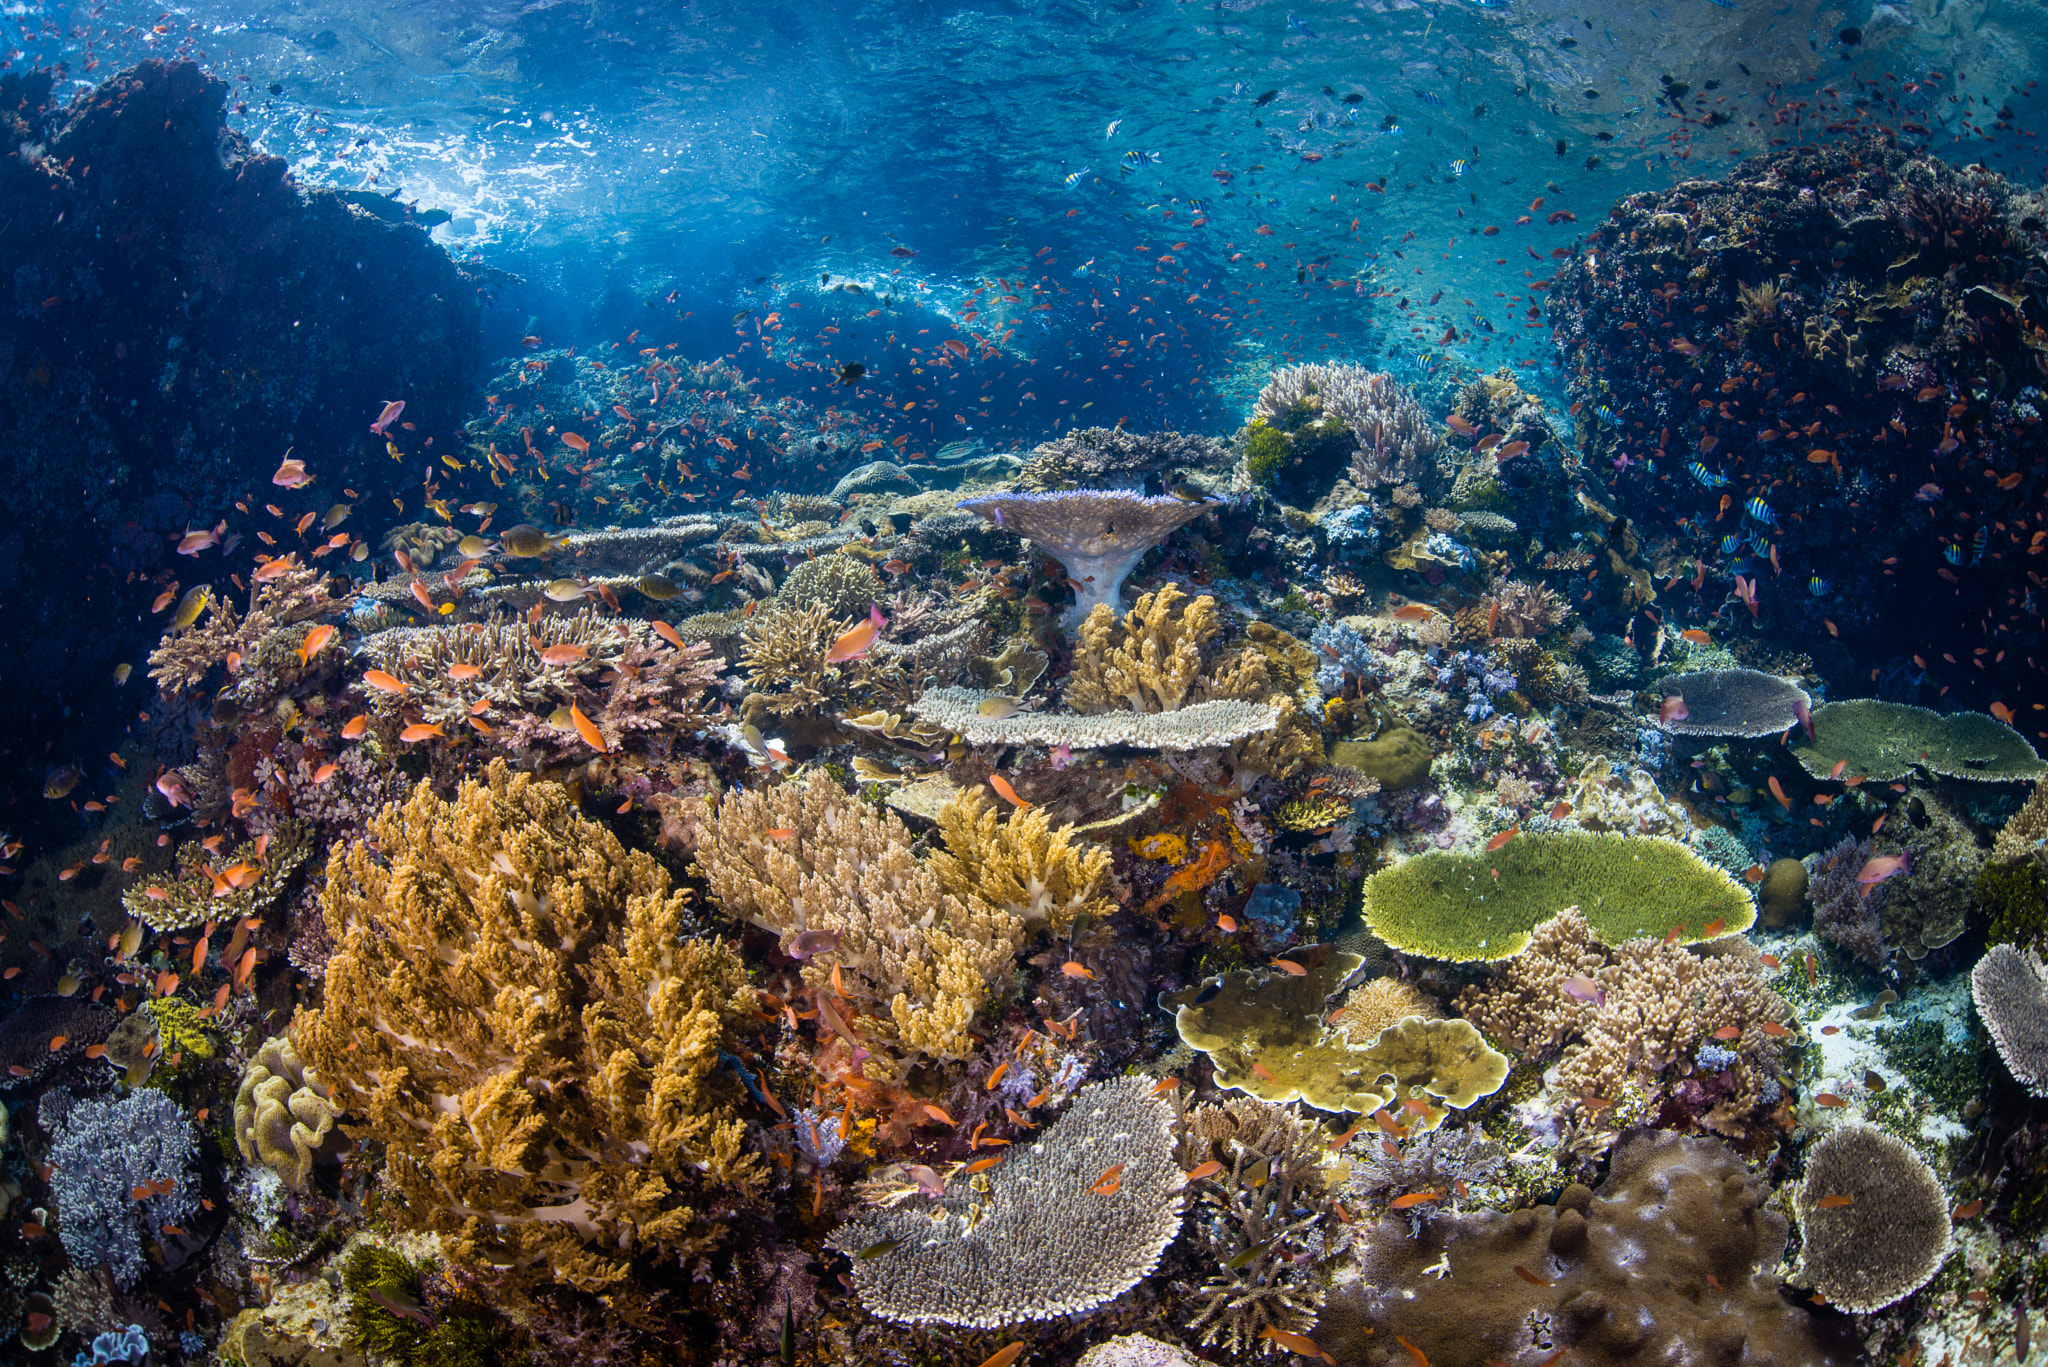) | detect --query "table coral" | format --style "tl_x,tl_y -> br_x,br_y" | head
1794,1123 -> 1951,1313
289,760 -> 761,1293
826,1076 -> 1181,1327
957,490 -> 1213,621
1362,831 -> 1755,962
691,769 -> 1025,1070
1791,698 -> 2047,782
